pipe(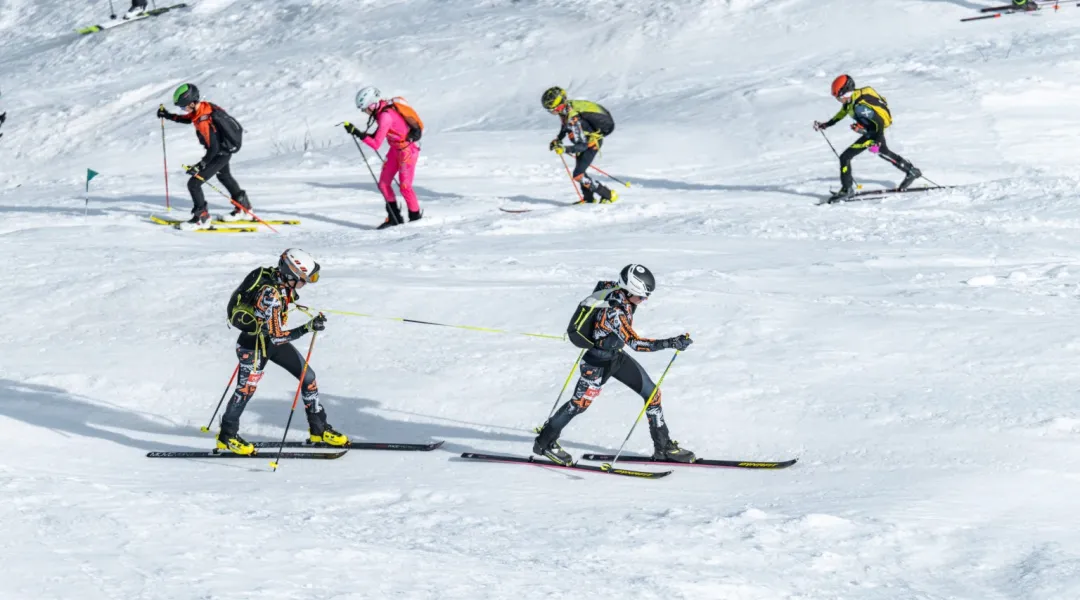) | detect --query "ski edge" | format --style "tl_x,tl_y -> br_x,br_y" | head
251,440 -> 444,451
146,450 -> 348,459
580,454 -> 798,469
459,452 -> 672,478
